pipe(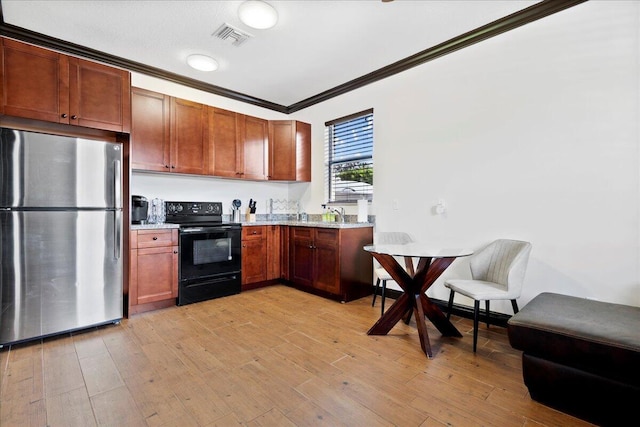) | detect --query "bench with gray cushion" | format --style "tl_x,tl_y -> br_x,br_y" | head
507,292 -> 640,426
